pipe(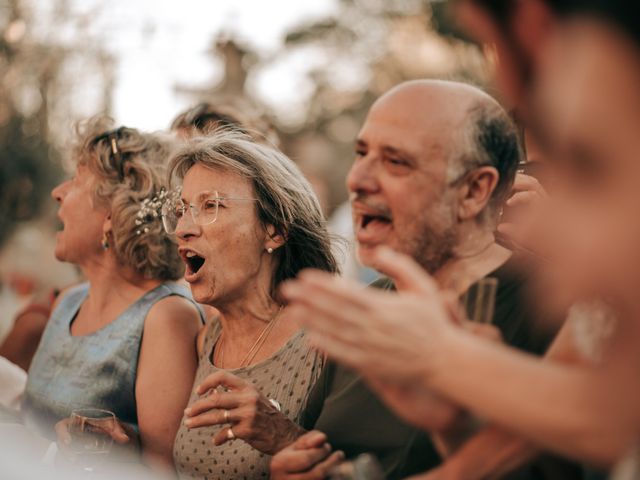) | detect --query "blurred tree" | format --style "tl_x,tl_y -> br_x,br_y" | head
173,0 -> 489,214
0,0 -> 114,247
264,0 -> 490,211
